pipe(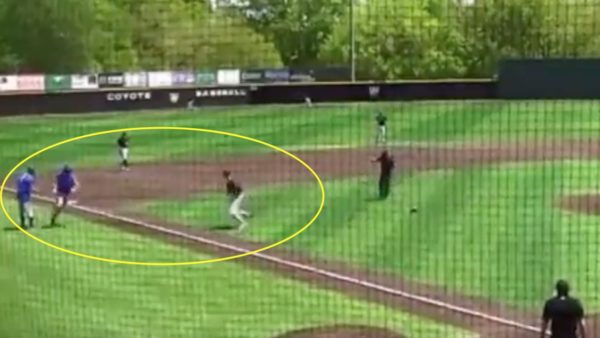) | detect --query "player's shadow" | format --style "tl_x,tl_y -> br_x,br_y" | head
365,197 -> 386,202
41,224 -> 64,230
209,224 -> 237,231
3,223 -> 65,231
